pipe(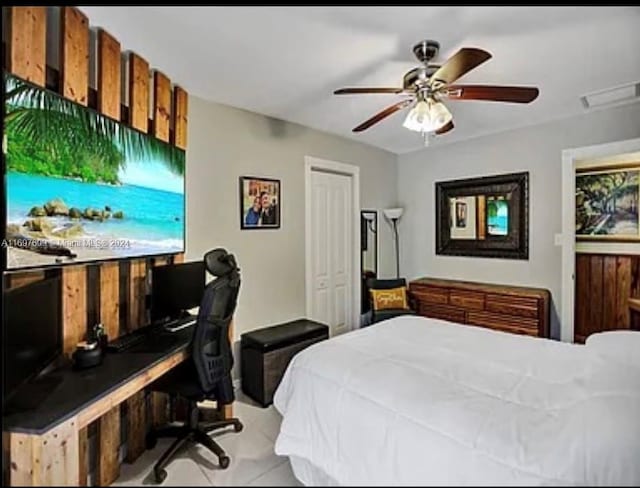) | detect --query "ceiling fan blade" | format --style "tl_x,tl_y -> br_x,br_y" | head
429,48 -> 492,85
435,120 -> 454,135
334,87 -> 405,95
353,99 -> 414,132
444,85 -> 539,103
